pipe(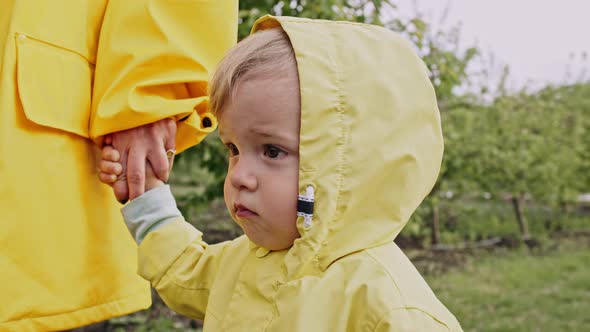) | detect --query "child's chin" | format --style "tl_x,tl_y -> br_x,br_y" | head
266,243 -> 294,251
247,236 -> 294,251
